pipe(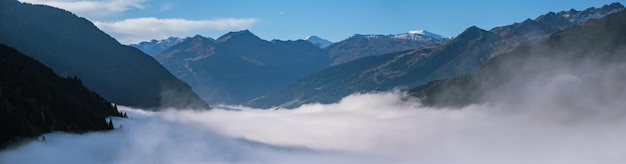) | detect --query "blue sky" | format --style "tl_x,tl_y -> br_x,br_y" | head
20,0 -> 624,44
